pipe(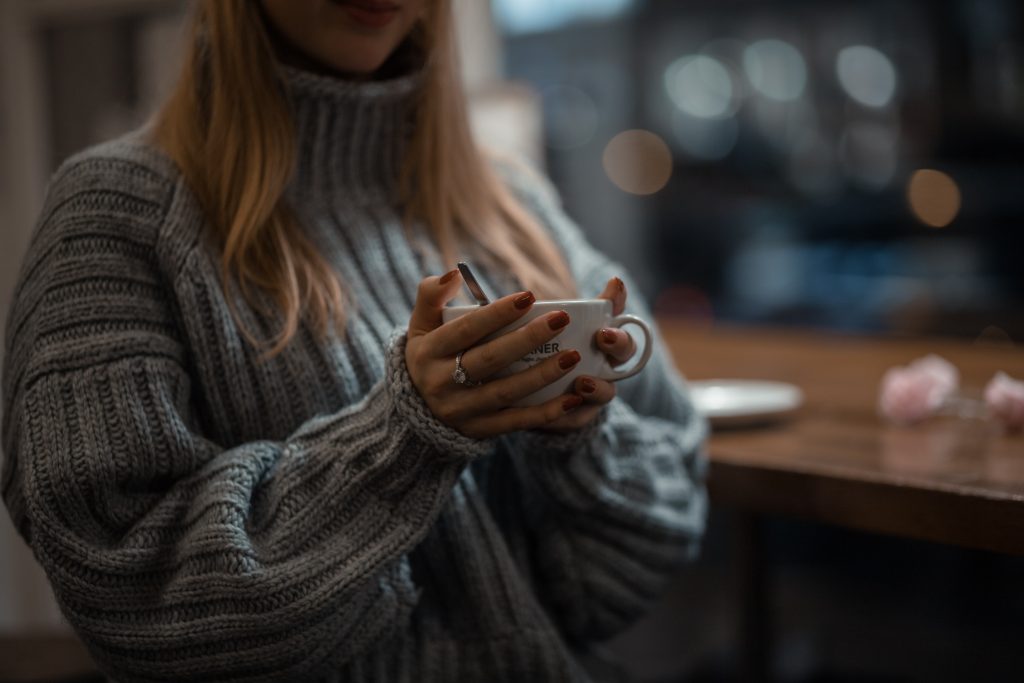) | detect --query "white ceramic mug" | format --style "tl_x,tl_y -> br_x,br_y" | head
441,299 -> 653,406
